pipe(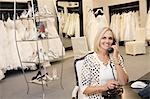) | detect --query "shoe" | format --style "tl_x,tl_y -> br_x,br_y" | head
42,61 -> 51,68
45,74 -> 53,81
52,68 -> 59,80
31,71 -> 41,80
29,79 -> 46,85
